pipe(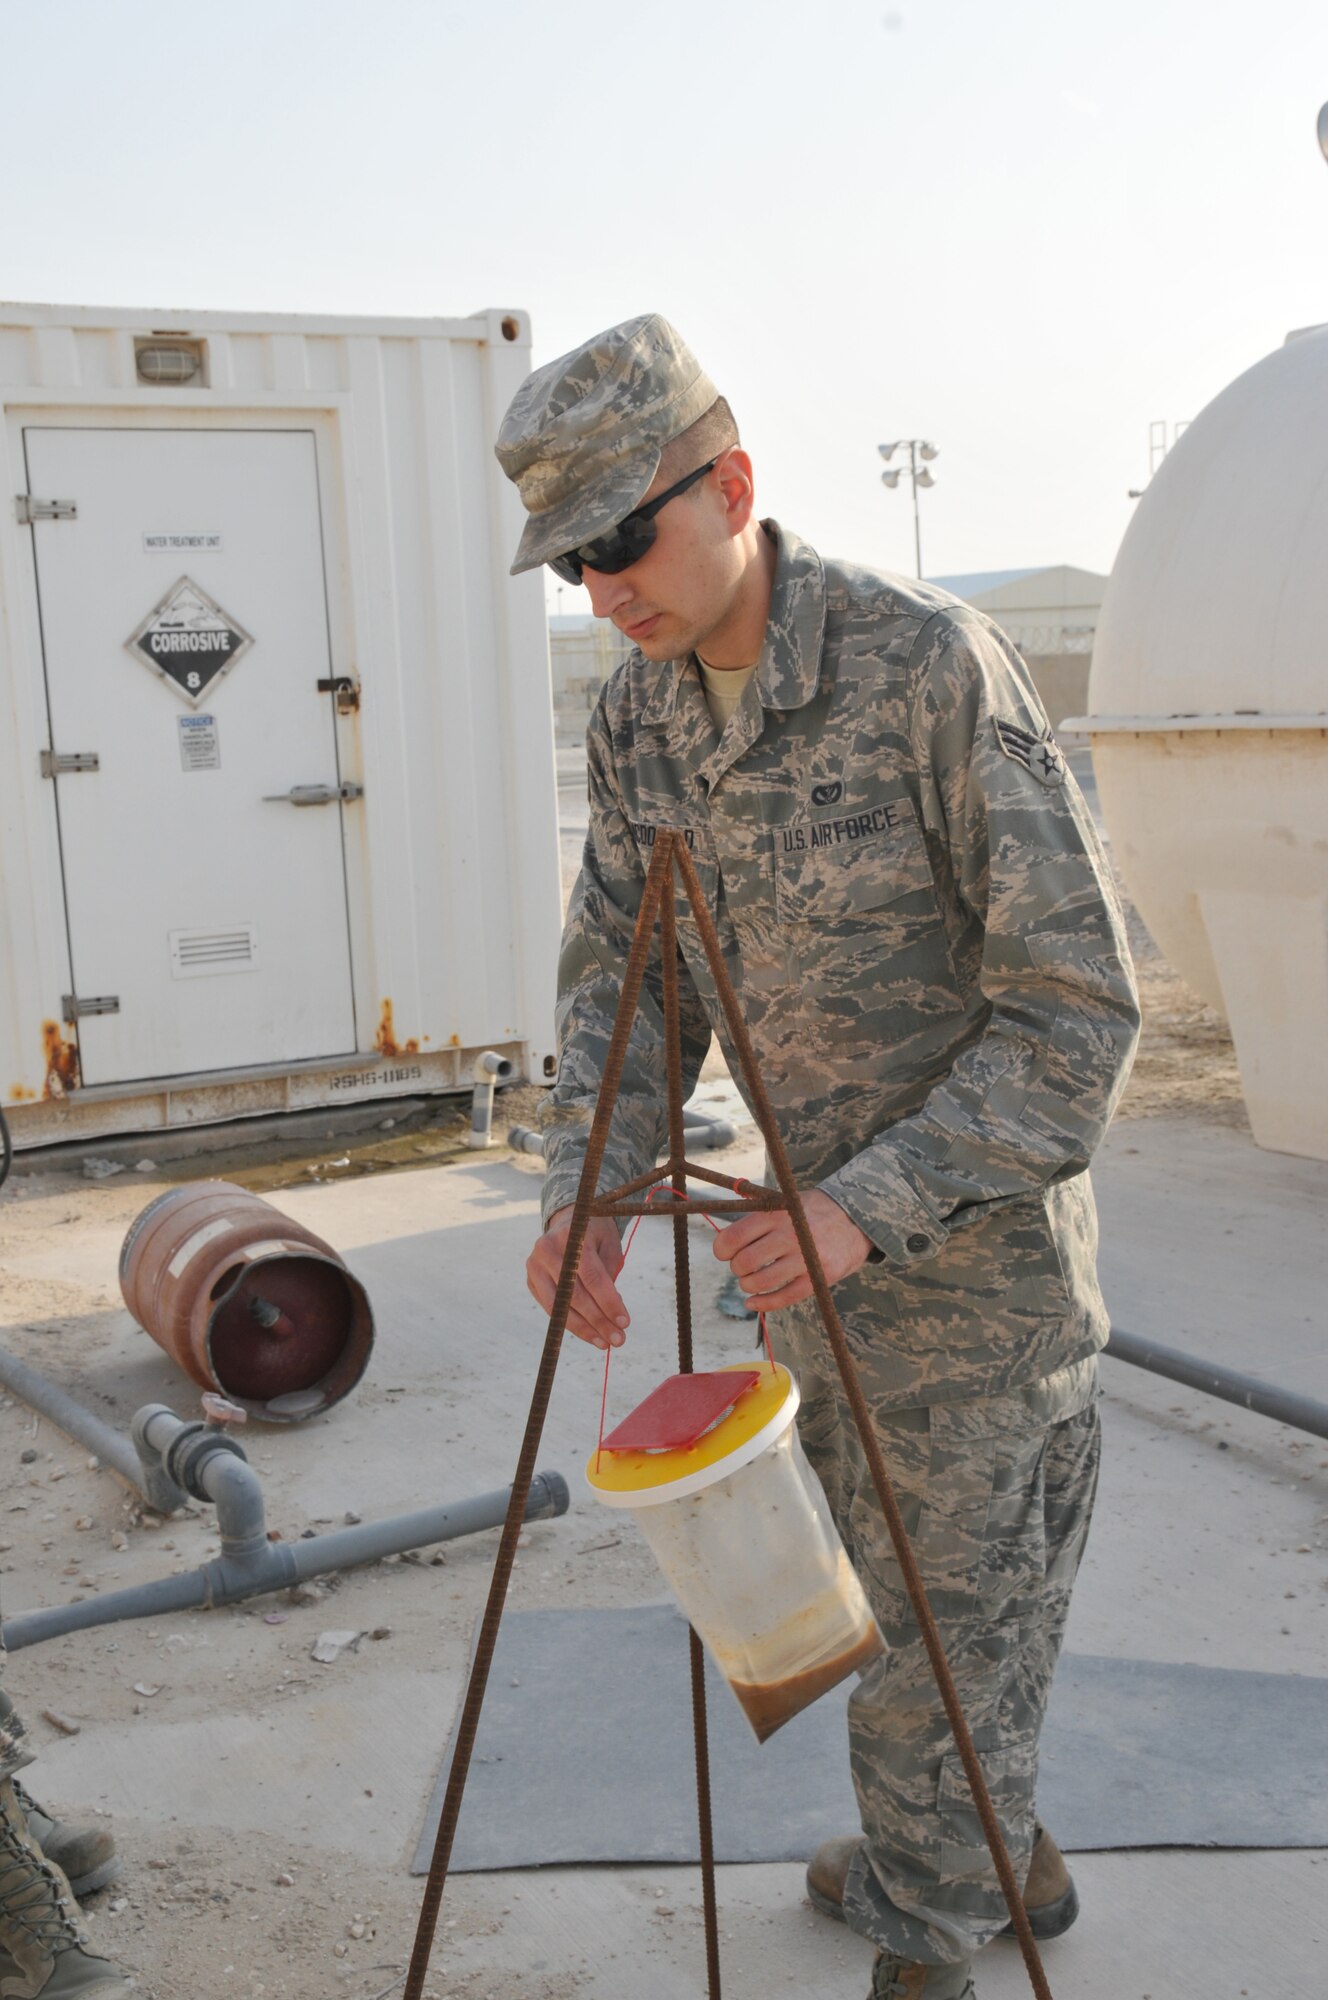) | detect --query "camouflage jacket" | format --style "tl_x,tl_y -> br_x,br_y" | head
541,524 -> 1140,1406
